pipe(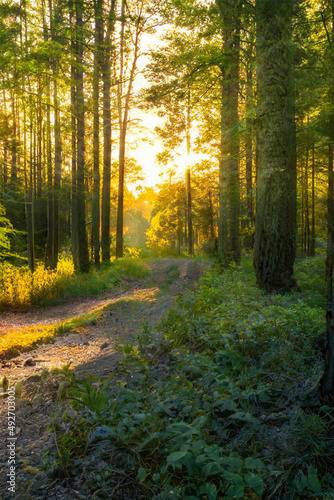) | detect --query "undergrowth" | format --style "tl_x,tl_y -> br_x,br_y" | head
40,256 -> 334,499
0,257 -> 149,309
